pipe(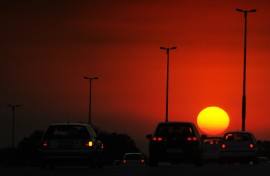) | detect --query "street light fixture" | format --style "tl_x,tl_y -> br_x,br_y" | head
160,46 -> 177,122
236,8 -> 256,131
84,76 -> 98,125
7,104 -> 21,149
